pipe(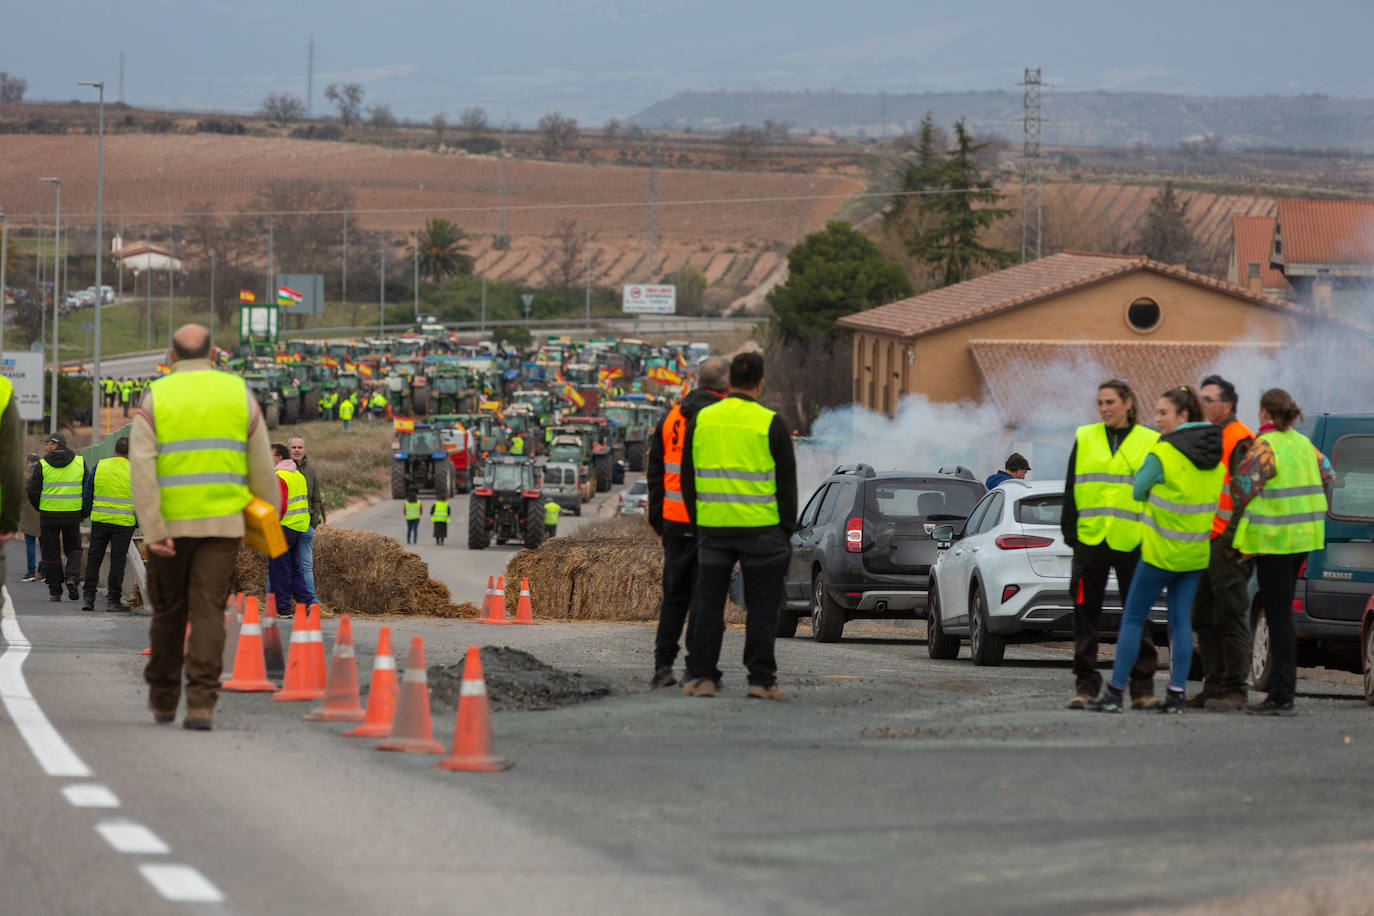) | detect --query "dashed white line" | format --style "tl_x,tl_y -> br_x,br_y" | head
62,783 -> 121,808
0,590 -> 92,778
96,819 -> 171,855
138,864 -> 225,903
